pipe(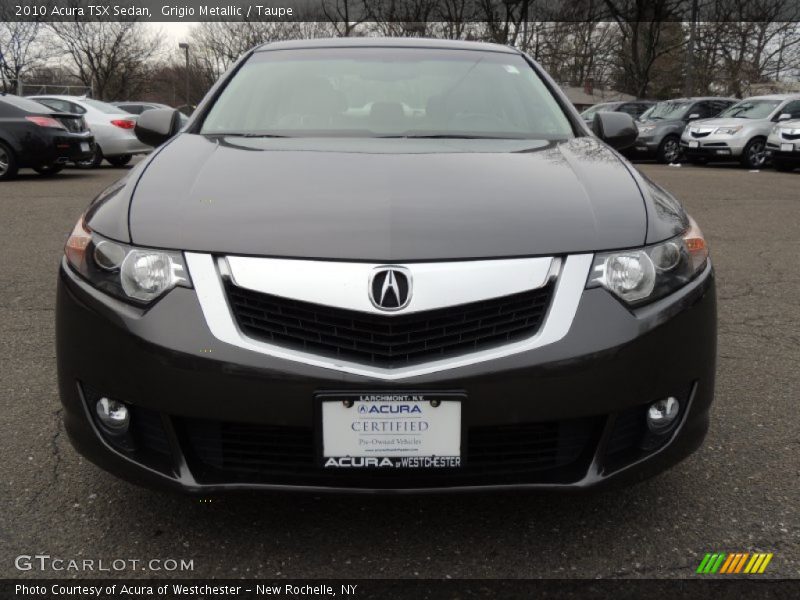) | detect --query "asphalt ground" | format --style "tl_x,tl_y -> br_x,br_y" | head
0,159 -> 798,580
